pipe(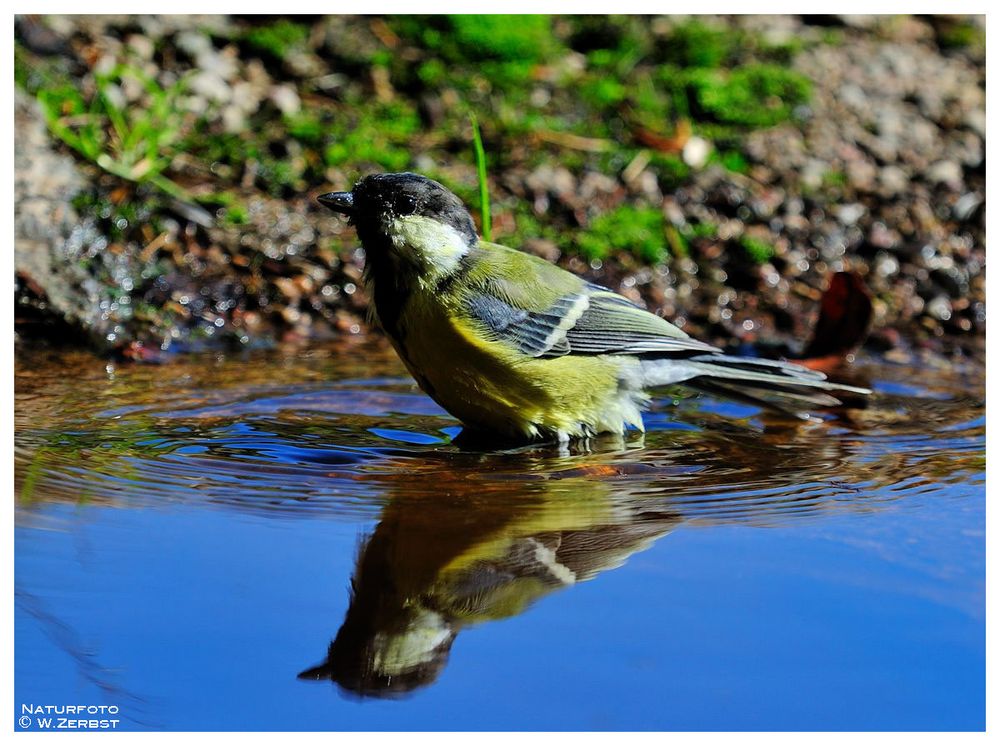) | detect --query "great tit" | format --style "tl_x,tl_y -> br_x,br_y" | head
318,172 -> 868,443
